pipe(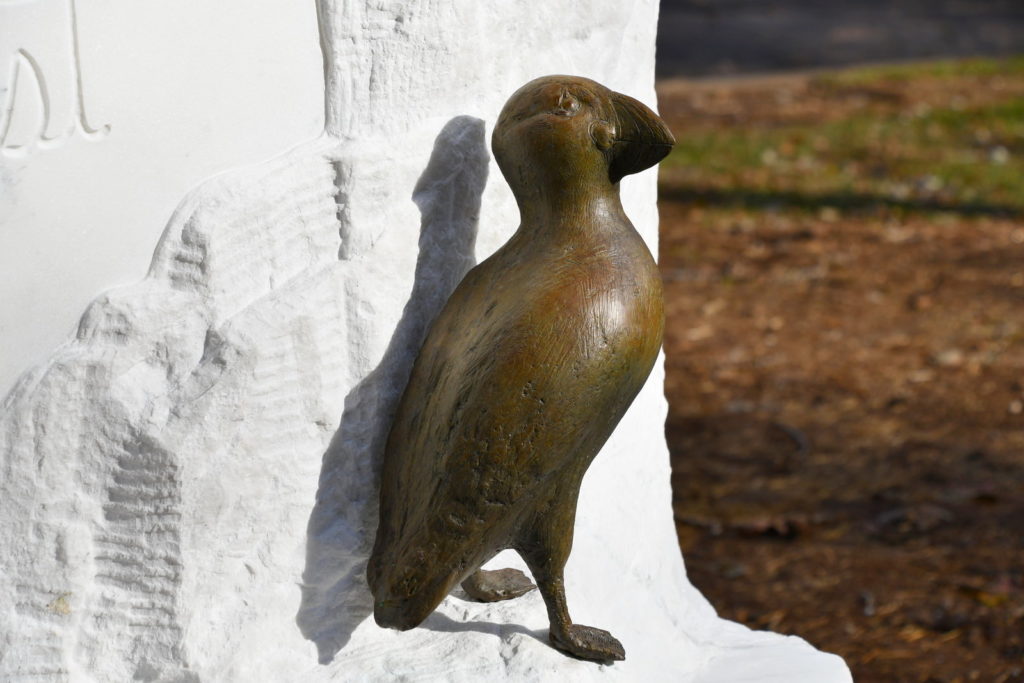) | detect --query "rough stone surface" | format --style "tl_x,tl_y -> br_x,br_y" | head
0,1 -> 852,681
